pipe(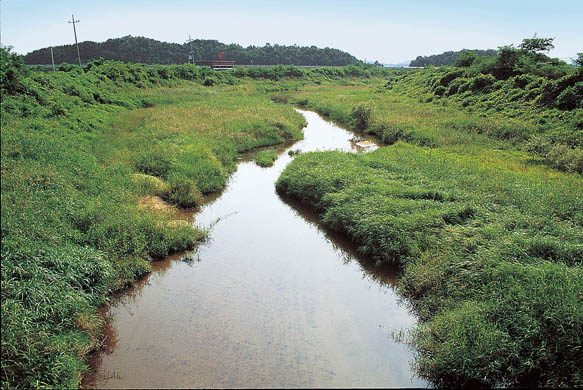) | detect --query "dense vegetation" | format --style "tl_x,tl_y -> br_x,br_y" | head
283,38 -> 582,174
277,146 -> 582,387
1,49 -> 316,388
276,38 -> 583,387
2,35 -> 582,388
23,35 -> 360,66
393,41 -> 583,173
409,49 -> 499,67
